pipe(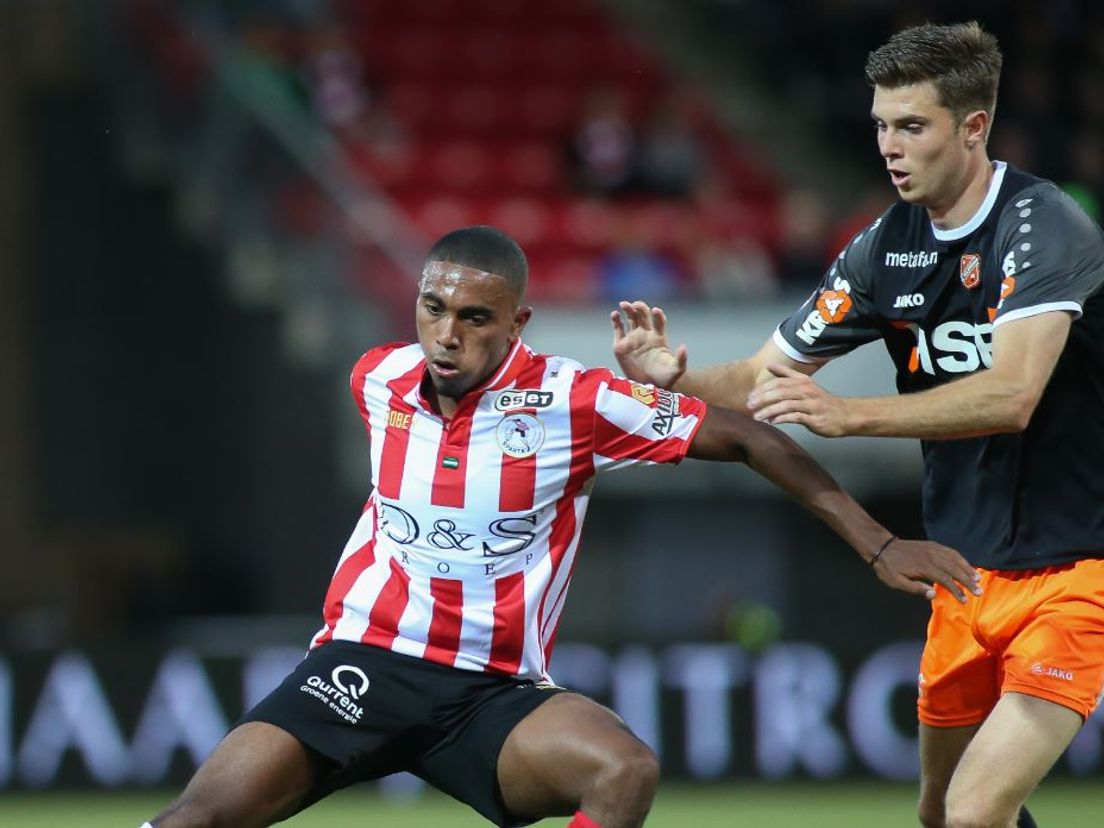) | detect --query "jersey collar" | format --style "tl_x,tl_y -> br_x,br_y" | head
931,160 -> 1007,243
